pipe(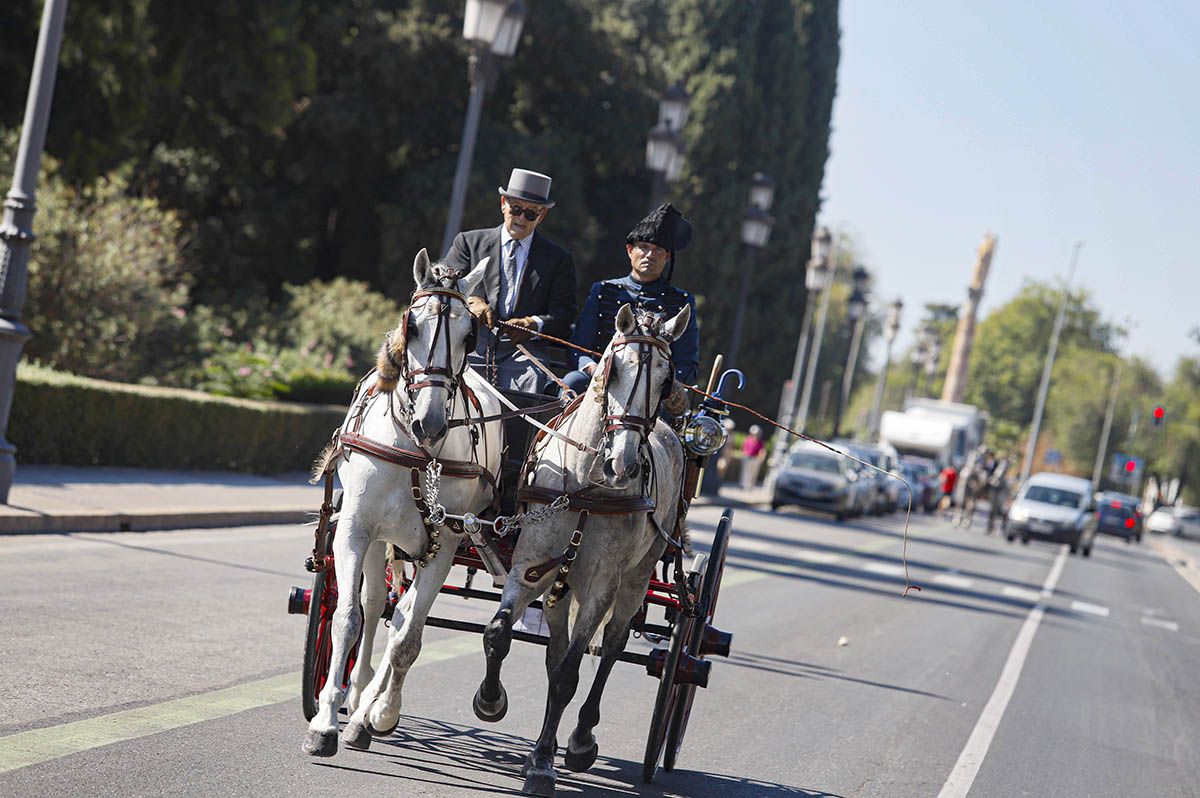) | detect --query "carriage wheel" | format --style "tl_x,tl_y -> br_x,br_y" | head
300,524 -> 362,721
664,508 -> 732,772
643,508 -> 734,782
